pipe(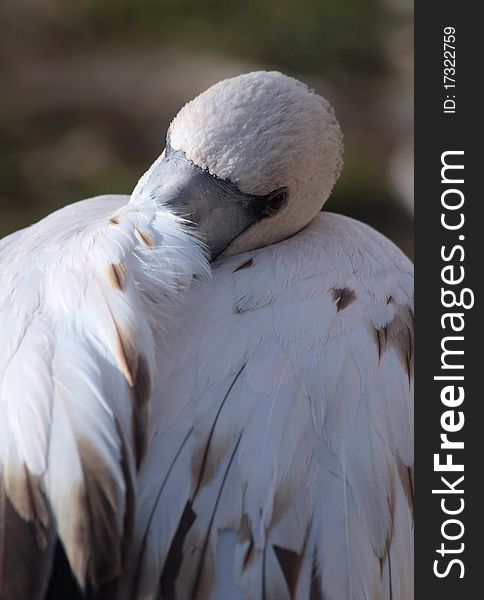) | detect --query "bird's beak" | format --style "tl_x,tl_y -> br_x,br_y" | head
131,147 -> 288,259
